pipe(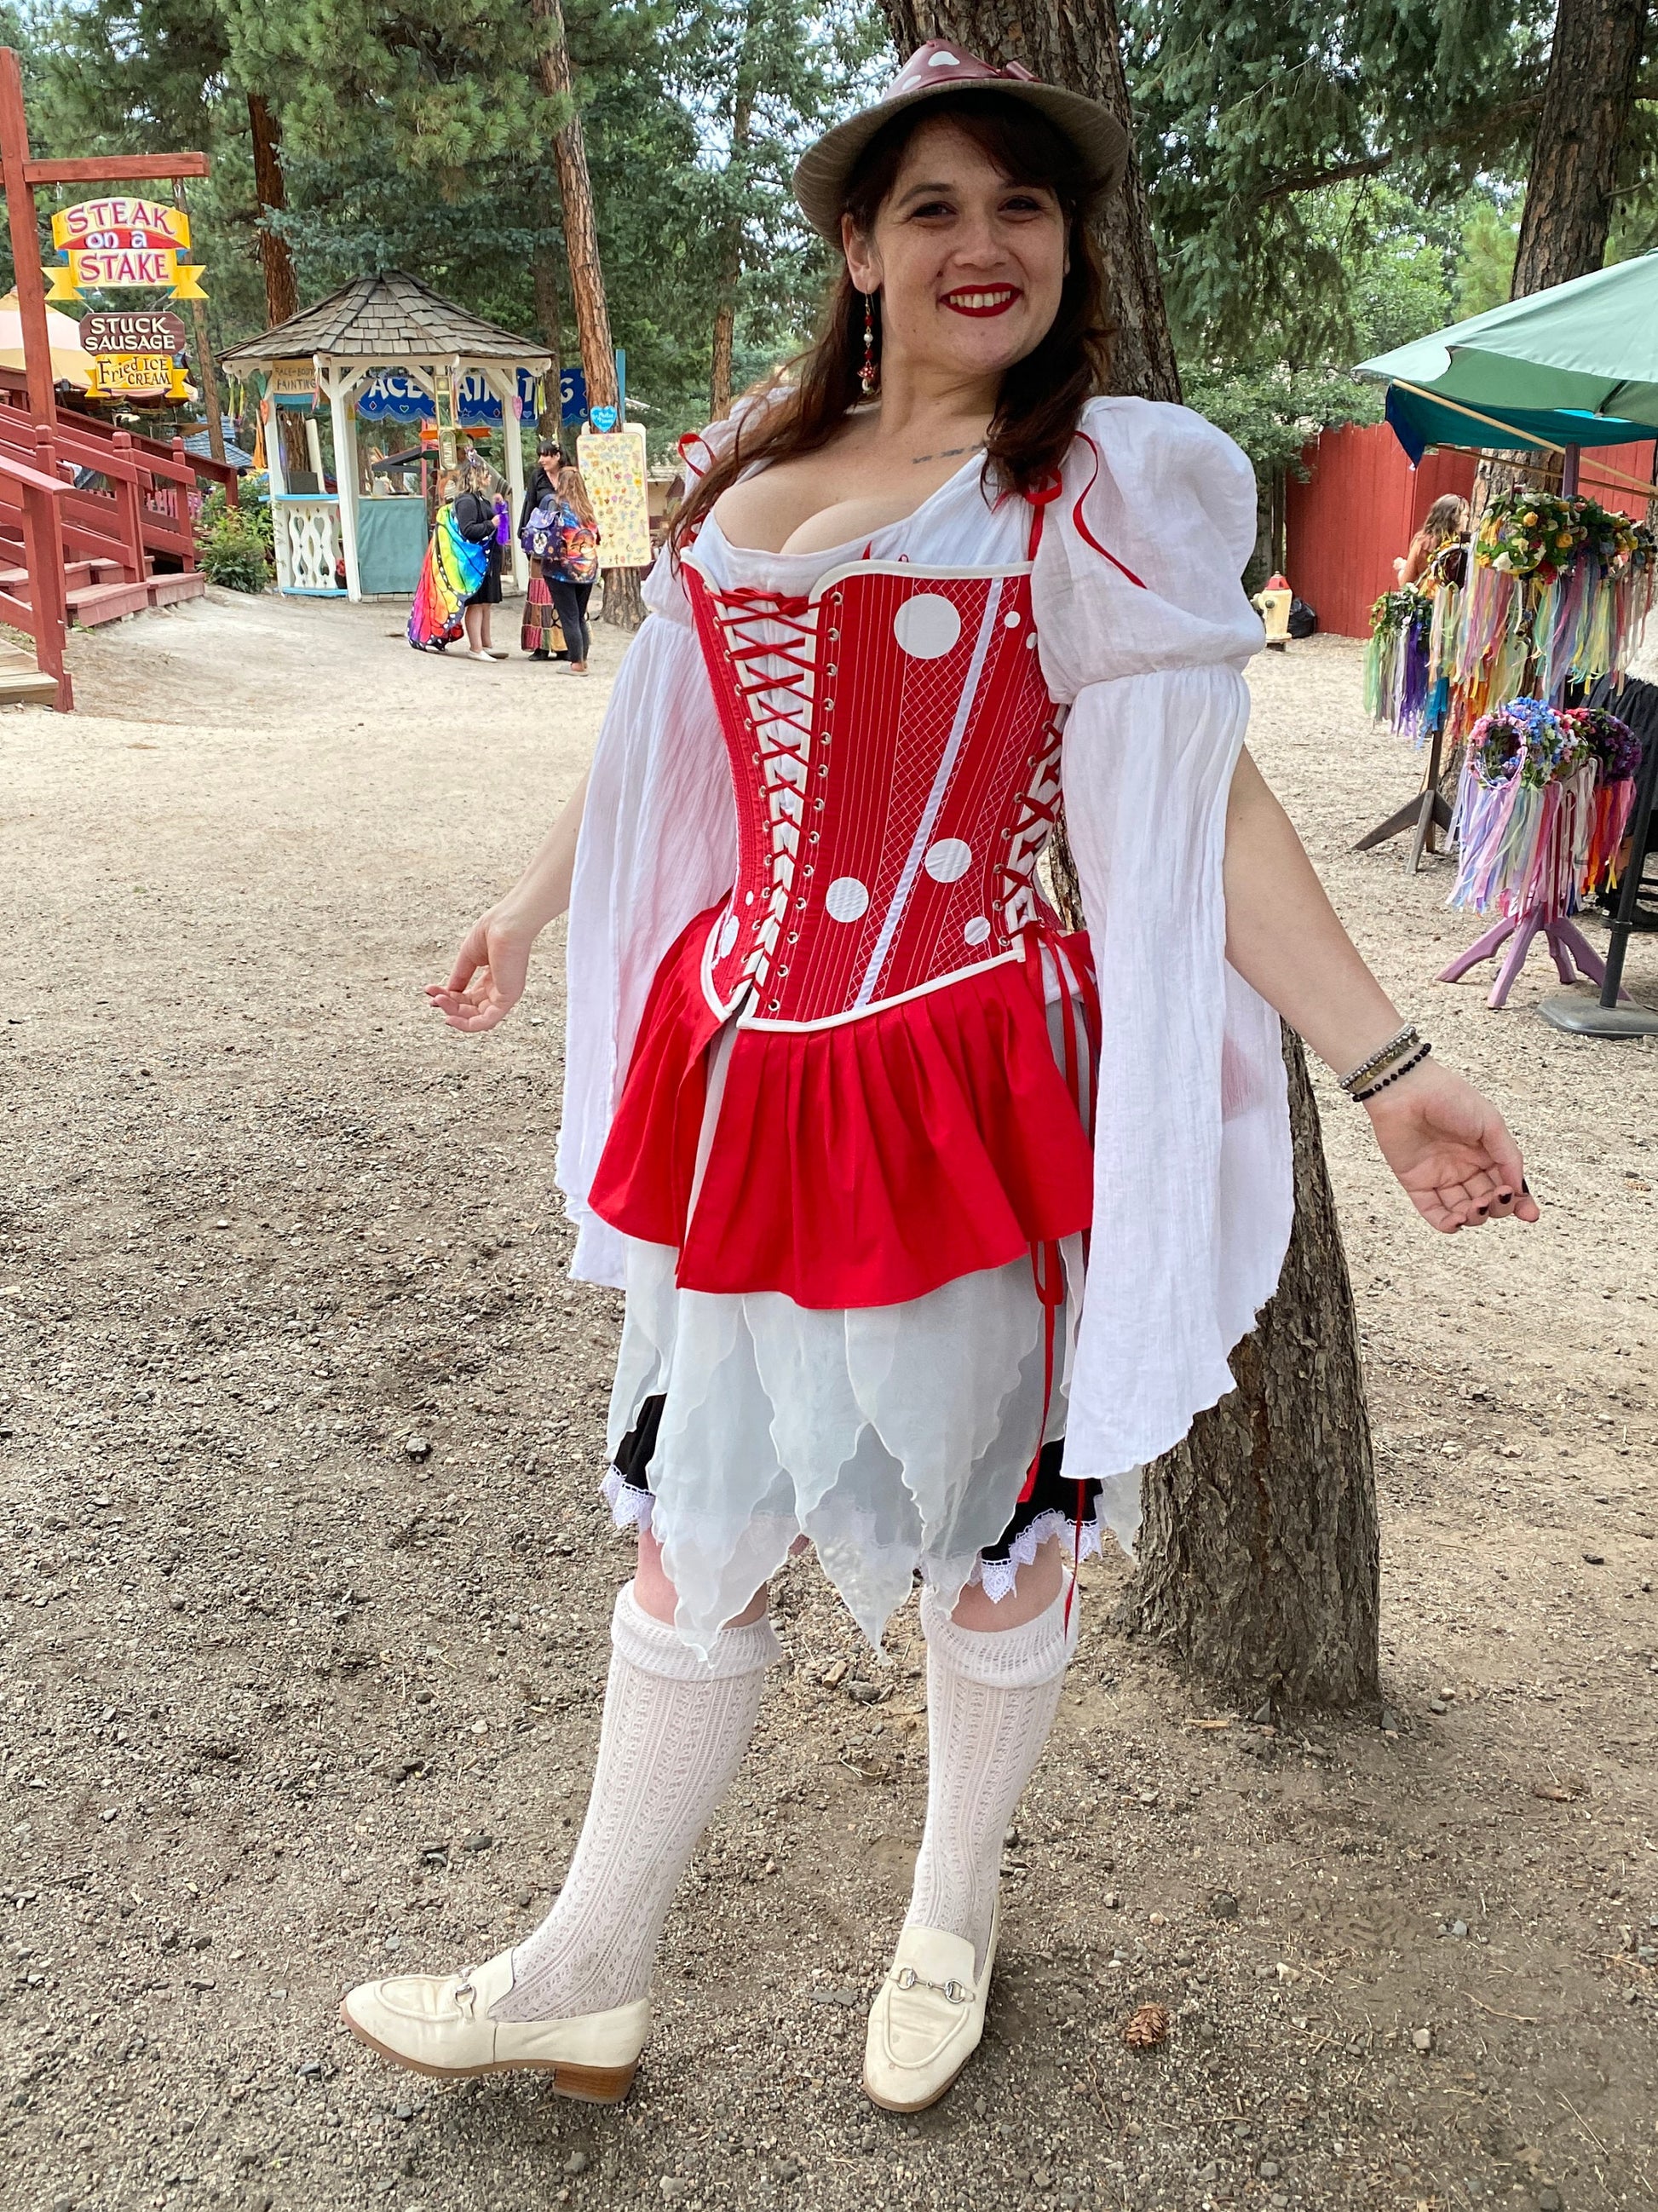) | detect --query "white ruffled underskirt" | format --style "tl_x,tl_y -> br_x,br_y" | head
603,1233 -> 1143,1650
